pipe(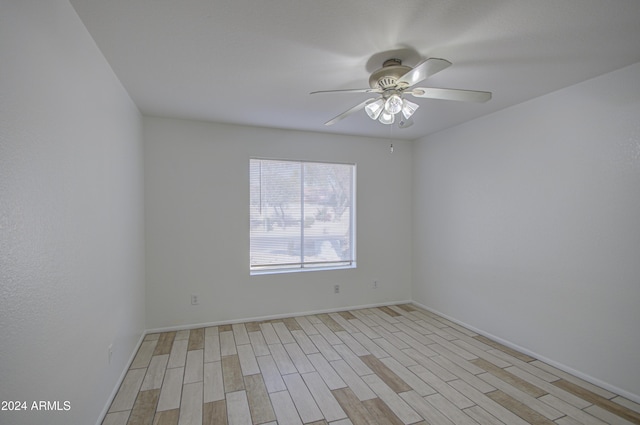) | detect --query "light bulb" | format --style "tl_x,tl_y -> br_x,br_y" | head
365,99 -> 385,120
384,94 -> 403,115
378,111 -> 395,125
401,99 -> 419,119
